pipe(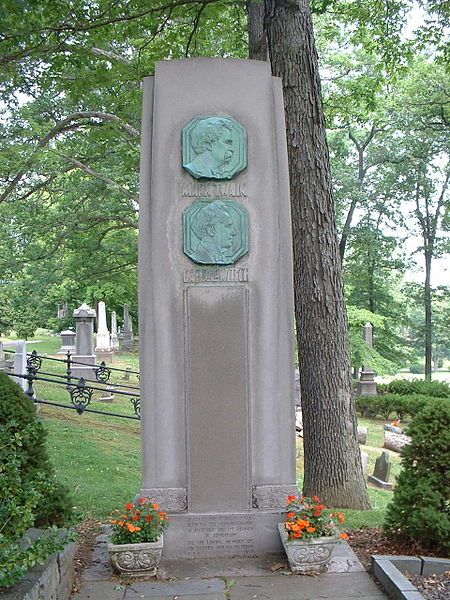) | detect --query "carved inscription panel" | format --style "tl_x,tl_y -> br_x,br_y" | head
183,514 -> 256,558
